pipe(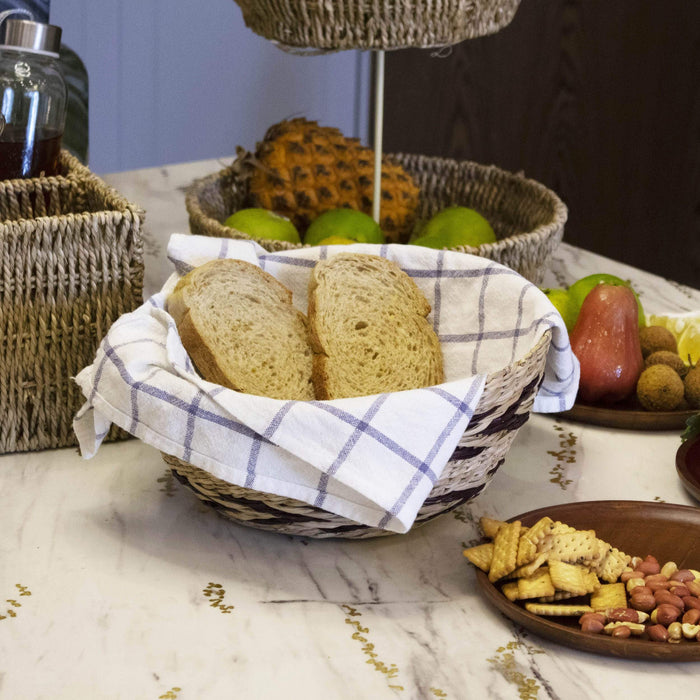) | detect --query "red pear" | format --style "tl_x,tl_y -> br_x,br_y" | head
570,283 -> 644,404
